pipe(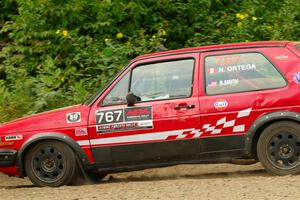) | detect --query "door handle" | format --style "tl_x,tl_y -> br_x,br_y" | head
174,104 -> 195,110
